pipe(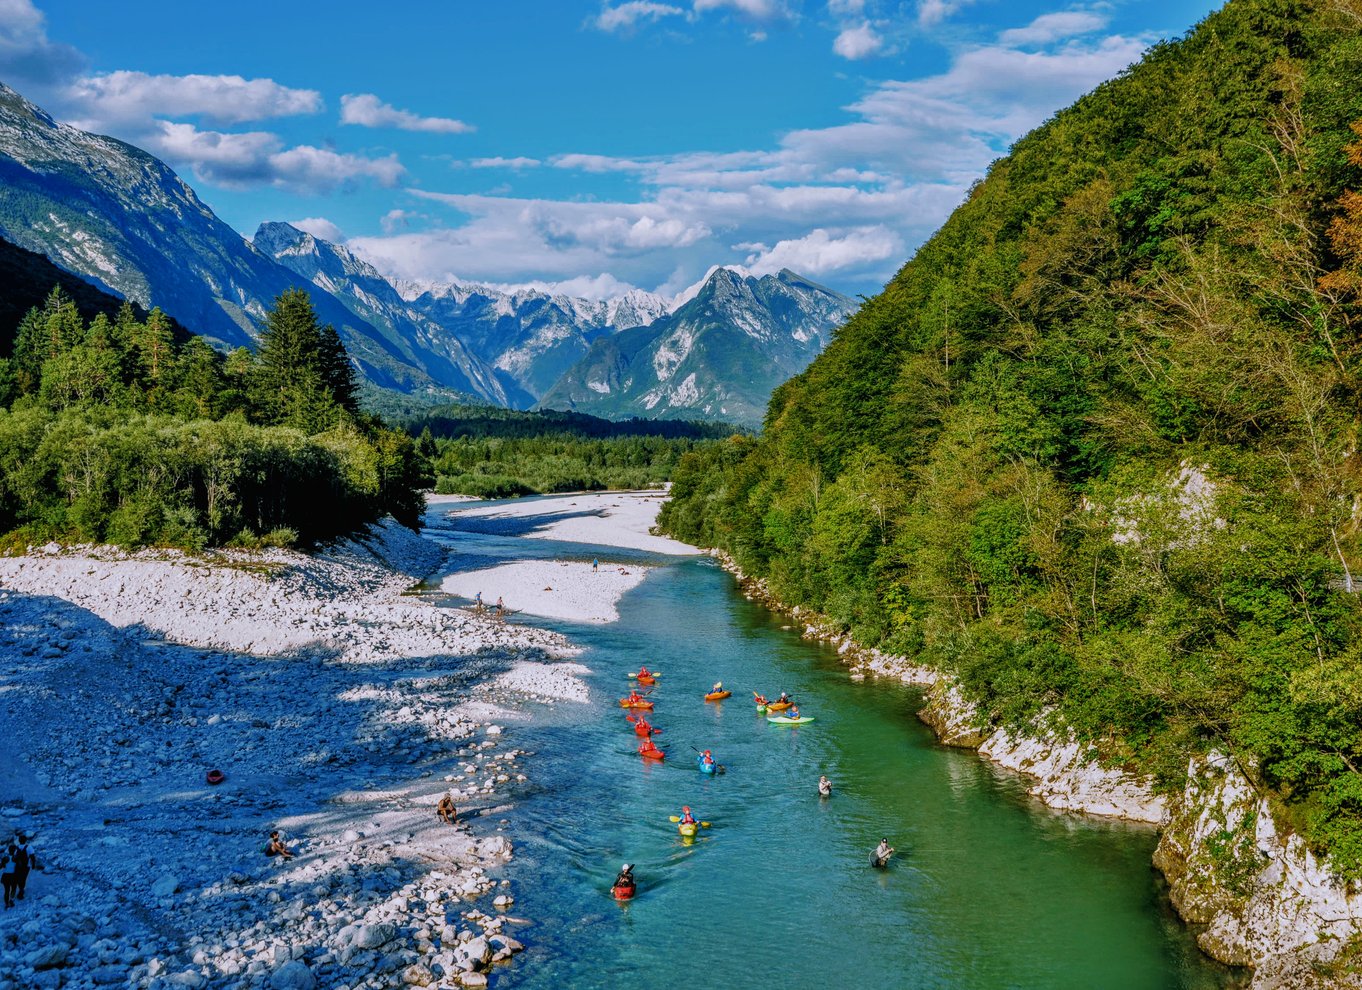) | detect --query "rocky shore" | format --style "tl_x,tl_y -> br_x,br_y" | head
708,548 -> 1362,989
0,519 -> 589,990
